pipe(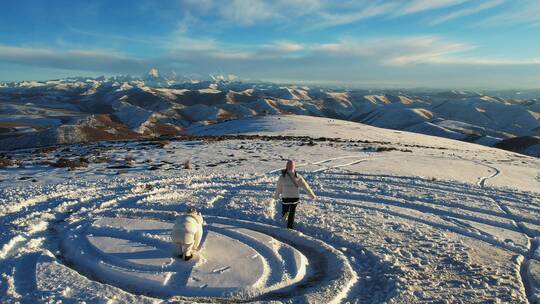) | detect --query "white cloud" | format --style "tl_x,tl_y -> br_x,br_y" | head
0,45 -> 145,73
168,35 -> 218,51
430,0 -> 506,25
273,41 -> 304,52
218,0 -> 276,25
314,2 -> 400,28
478,0 -> 540,27
396,0 -> 471,16
310,36 -> 471,63
164,34 -> 497,68
2,34 -> 539,81
411,57 -> 540,65
166,39 -> 306,62
175,0 -> 483,29
178,0 -> 322,26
